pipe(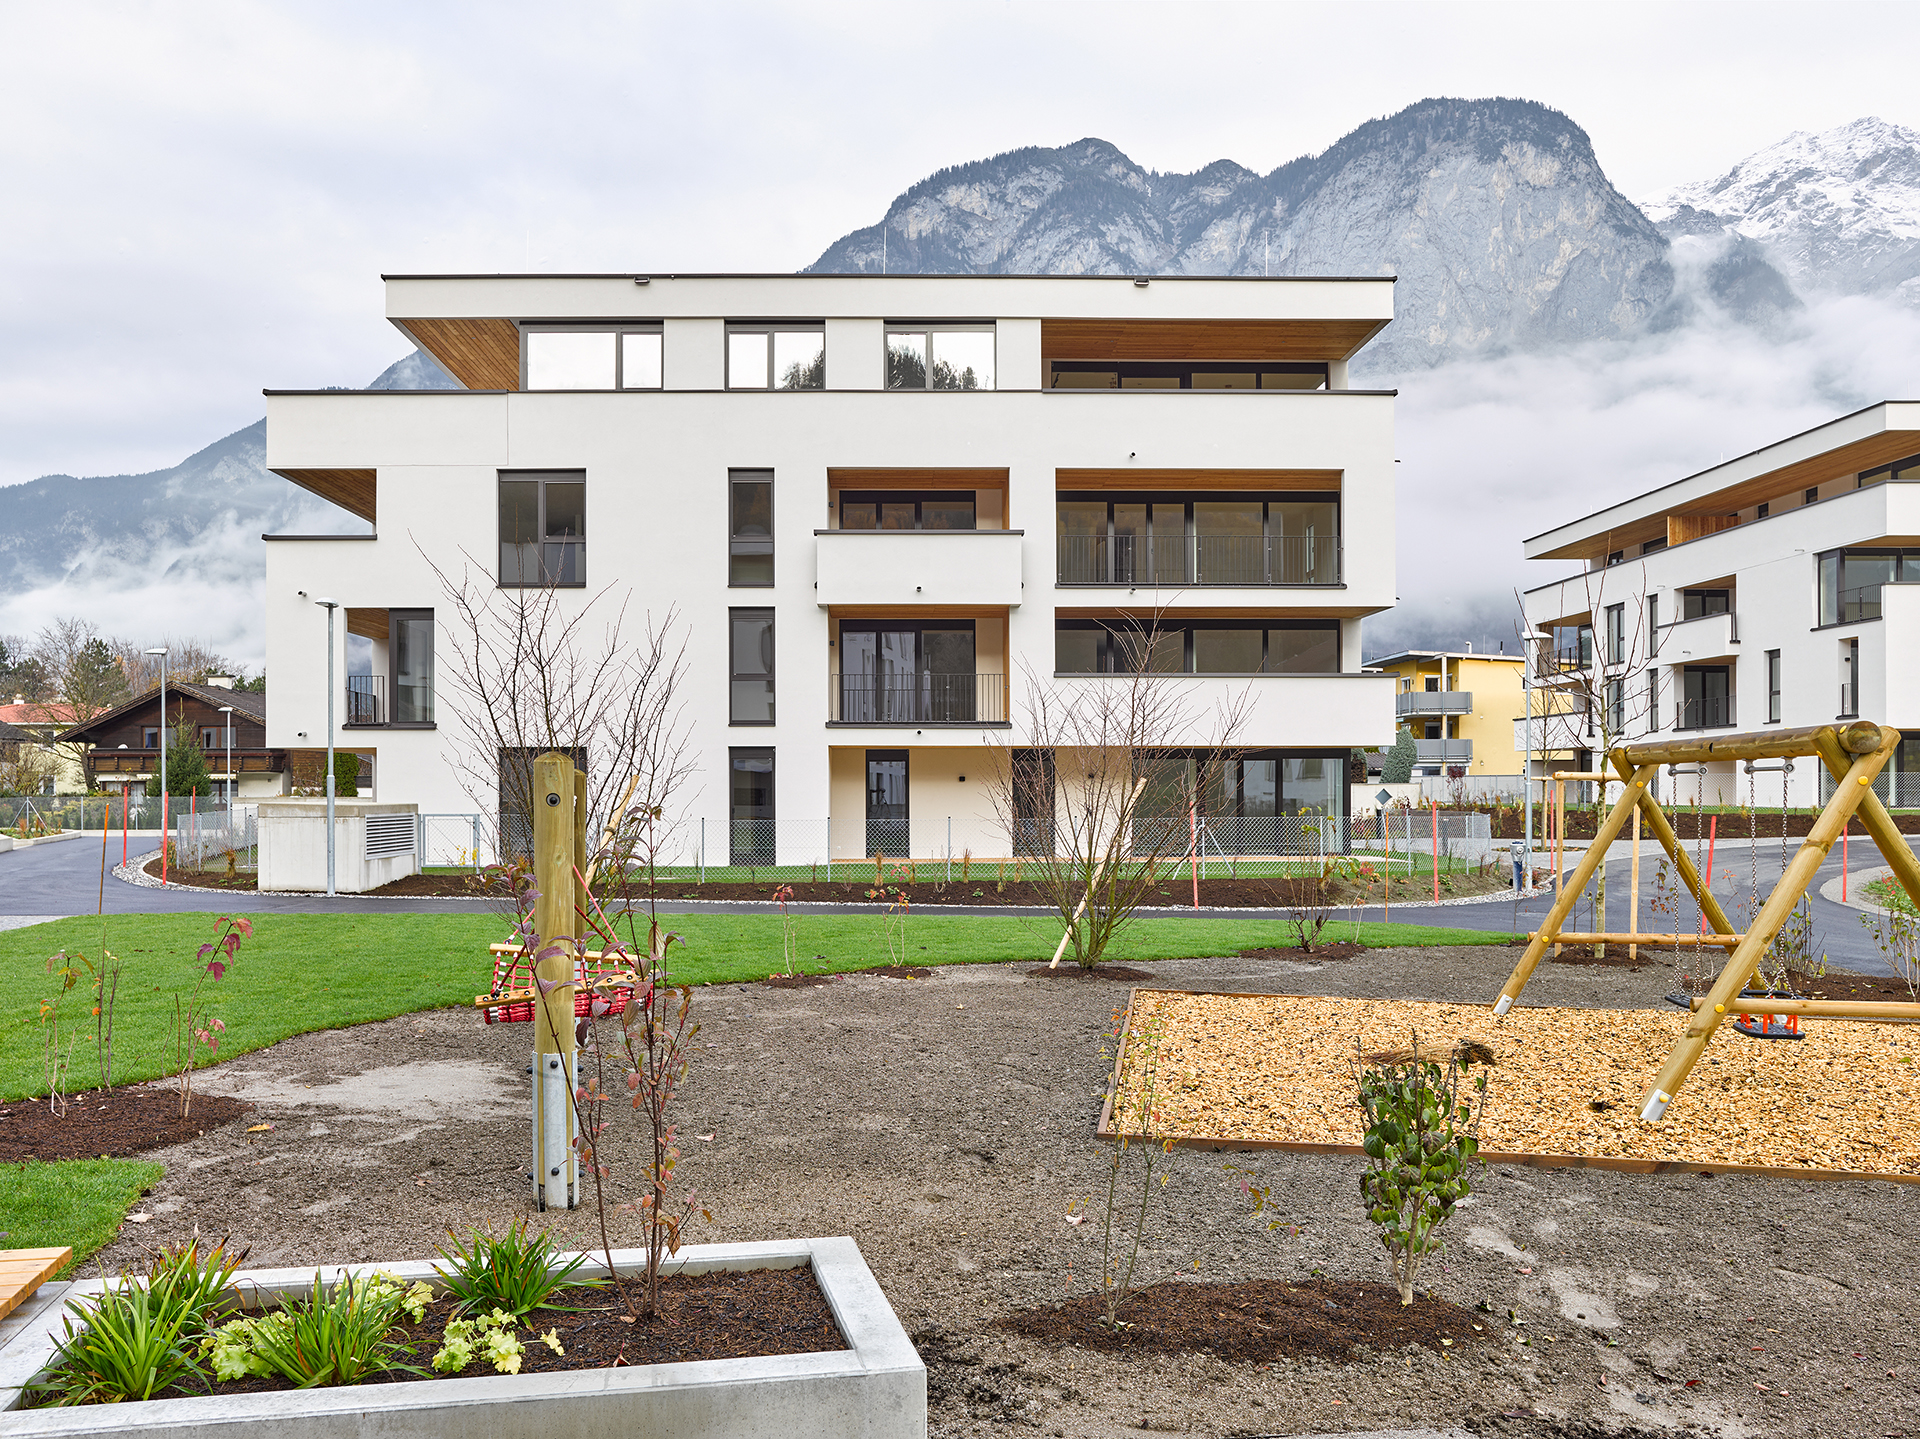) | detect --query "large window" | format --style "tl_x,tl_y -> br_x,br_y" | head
729,609 -> 775,725
886,327 -> 995,390
729,749 -> 774,866
836,622 -> 986,723
727,326 -> 824,390
1678,665 -> 1732,730
1680,587 -> 1730,621
390,609 -> 435,725
1605,603 -> 1625,664
523,326 -> 662,390
1766,649 -> 1782,723
499,473 -> 586,586
729,470 -> 774,585
1858,450 -> 1920,488
1818,548 -> 1920,625
1057,493 -> 1340,586
1056,619 -> 1339,675
1155,748 -> 1347,853
838,491 -> 976,531
1050,361 -> 1326,390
